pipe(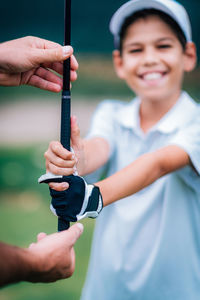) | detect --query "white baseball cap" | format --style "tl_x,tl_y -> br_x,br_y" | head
110,0 -> 192,48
